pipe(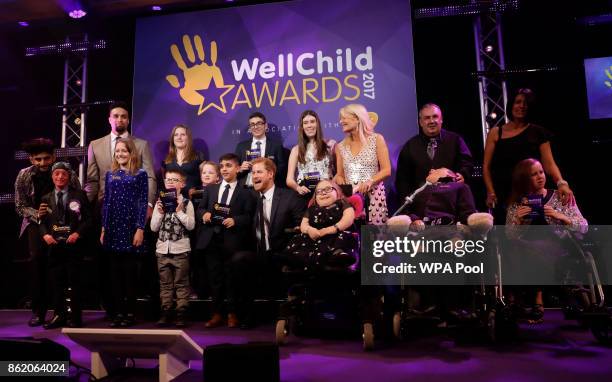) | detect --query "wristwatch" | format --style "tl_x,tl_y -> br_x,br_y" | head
556,180 -> 569,188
